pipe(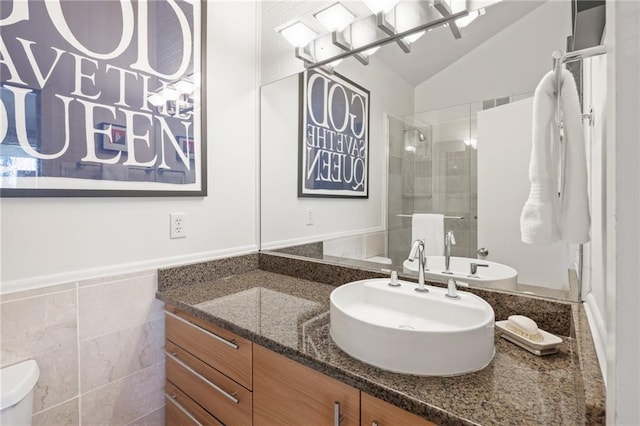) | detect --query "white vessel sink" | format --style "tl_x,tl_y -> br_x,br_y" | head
402,256 -> 518,289
330,278 -> 495,376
